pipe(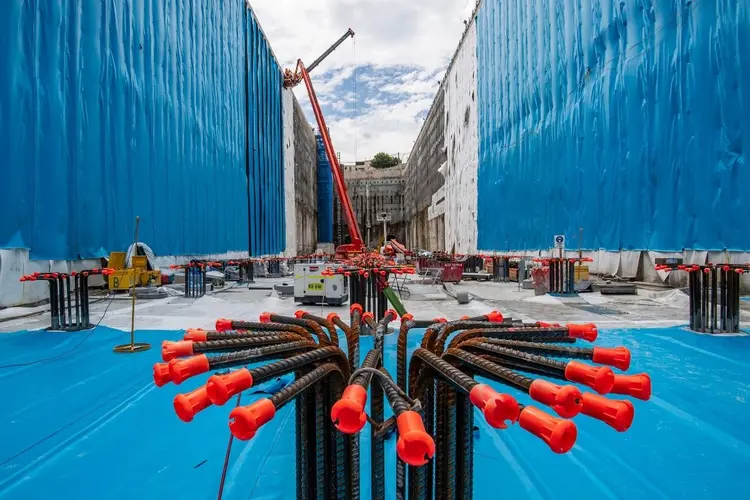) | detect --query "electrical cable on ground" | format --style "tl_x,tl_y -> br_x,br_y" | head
0,292 -> 117,369
216,393 -> 243,500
